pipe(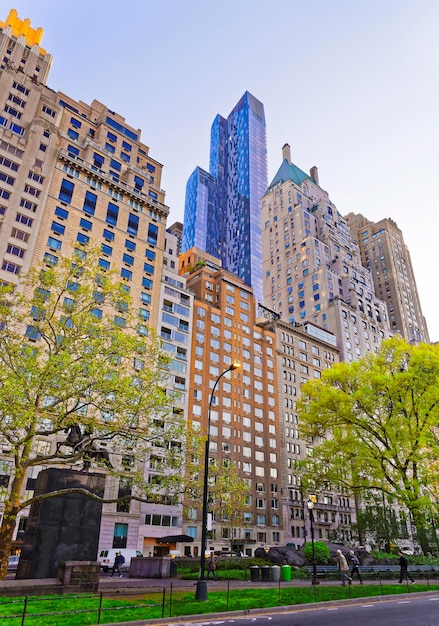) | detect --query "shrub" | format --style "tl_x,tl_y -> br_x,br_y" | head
303,541 -> 330,564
